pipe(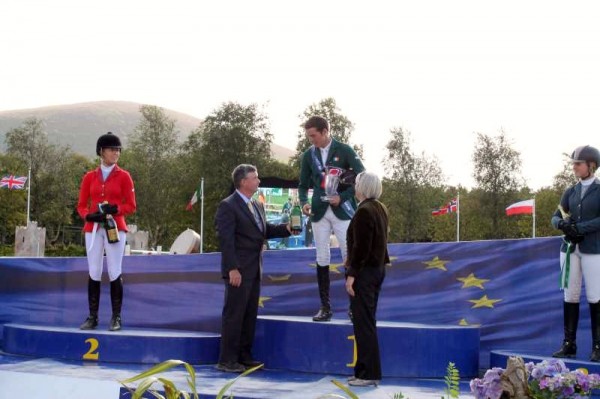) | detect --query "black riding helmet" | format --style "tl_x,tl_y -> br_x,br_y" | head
96,132 -> 122,156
